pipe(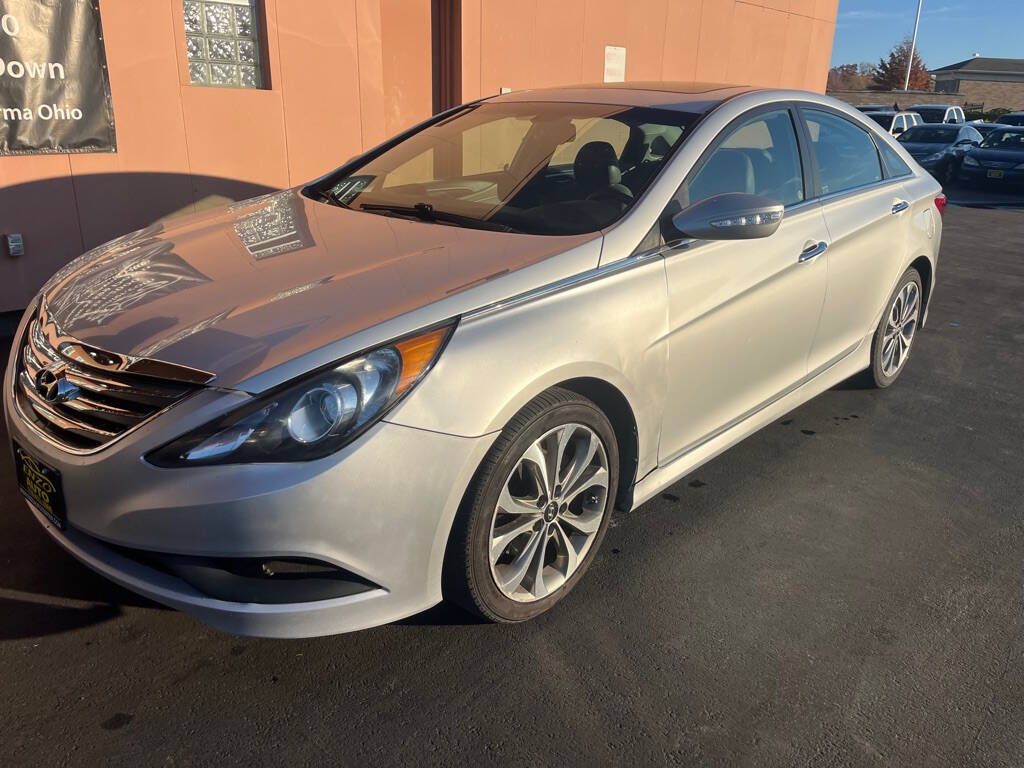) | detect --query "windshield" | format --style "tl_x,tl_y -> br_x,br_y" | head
980,130 -> 1024,150
898,126 -> 958,144
869,113 -> 895,129
913,107 -> 948,123
312,102 -> 699,235
1000,114 -> 1024,126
